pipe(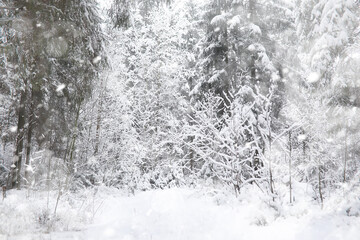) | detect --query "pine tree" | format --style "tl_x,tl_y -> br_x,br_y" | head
297,0 -> 359,83
0,0 -> 104,189
294,0 -> 360,191
188,0 -> 287,187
